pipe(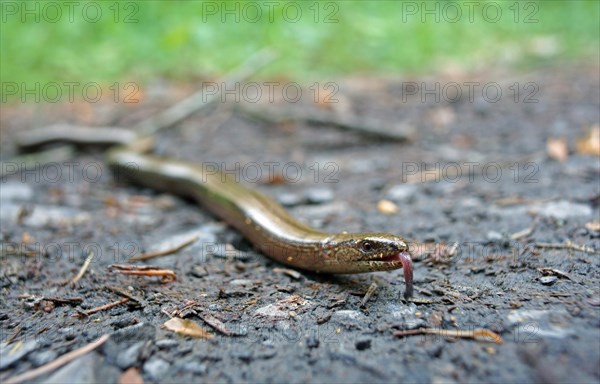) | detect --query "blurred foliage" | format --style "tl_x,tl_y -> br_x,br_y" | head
1,0 -> 599,85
